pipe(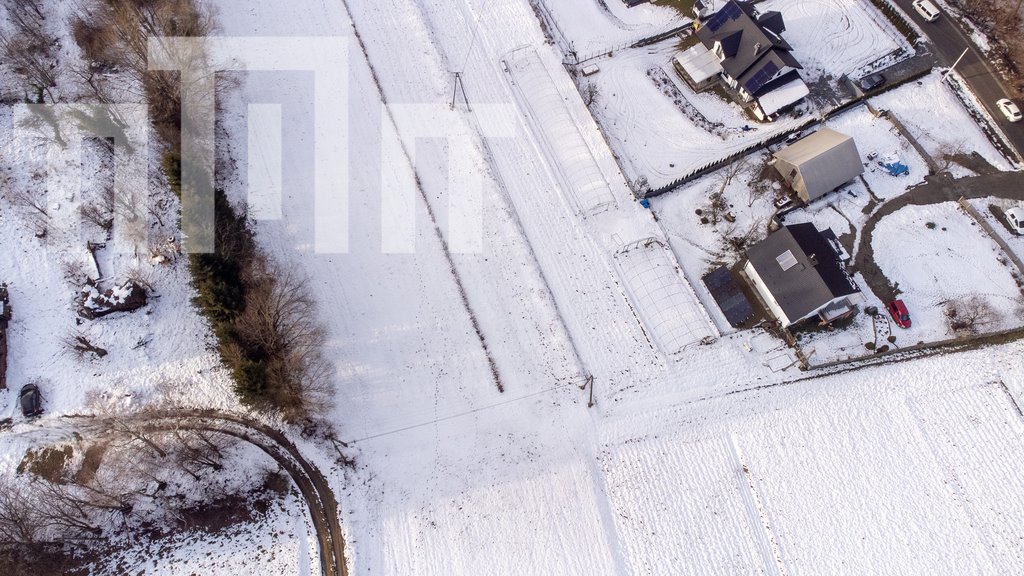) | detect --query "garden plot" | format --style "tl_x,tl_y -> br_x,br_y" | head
871,71 -> 1014,176
537,0 -> 687,59
648,152 -> 776,304
759,0 -> 910,81
588,40 -> 805,188
613,238 -> 718,354
600,434 -> 771,575
872,202 -> 1024,341
506,47 -> 617,215
600,352 -> 1024,576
